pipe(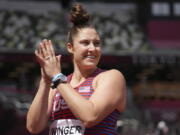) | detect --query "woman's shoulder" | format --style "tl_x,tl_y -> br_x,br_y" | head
95,68 -> 126,83
99,68 -> 124,78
